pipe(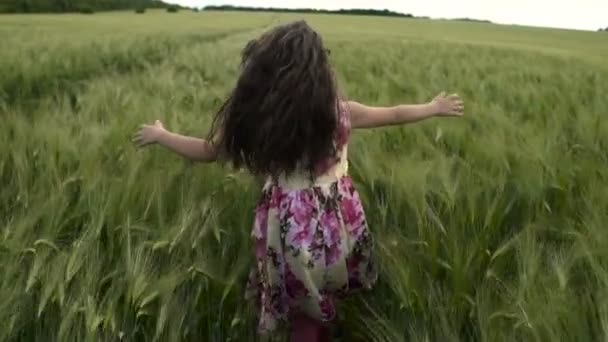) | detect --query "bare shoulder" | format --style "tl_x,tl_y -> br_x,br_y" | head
345,100 -> 371,125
